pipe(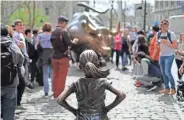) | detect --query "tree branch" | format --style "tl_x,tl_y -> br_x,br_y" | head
32,0 -> 36,29
1,7 -> 20,22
